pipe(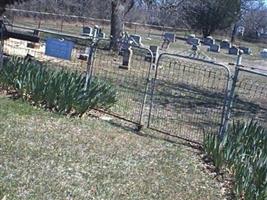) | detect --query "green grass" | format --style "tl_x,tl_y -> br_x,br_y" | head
0,95 -> 223,199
